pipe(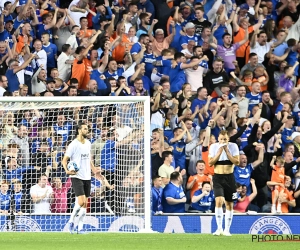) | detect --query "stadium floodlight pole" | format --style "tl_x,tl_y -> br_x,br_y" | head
0,96 -> 153,232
